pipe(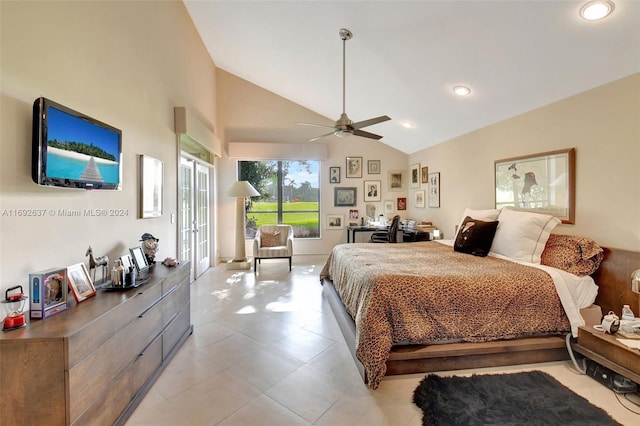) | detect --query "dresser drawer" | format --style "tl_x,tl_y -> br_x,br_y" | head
68,300 -> 163,421
162,266 -> 189,295
67,283 -> 162,368
163,302 -> 191,359
71,333 -> 163,426
161,277 -> 190,328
